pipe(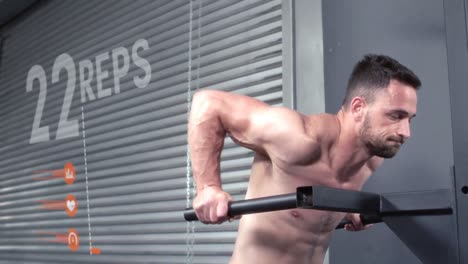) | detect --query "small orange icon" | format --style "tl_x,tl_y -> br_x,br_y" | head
32,162 -> 76,185
38,229 -> 80,252
90,247 -> 101,255
65,194 -> 78,217
63,162 -> 76,185
67,228 -> 80,252
38,194 -> 78,217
